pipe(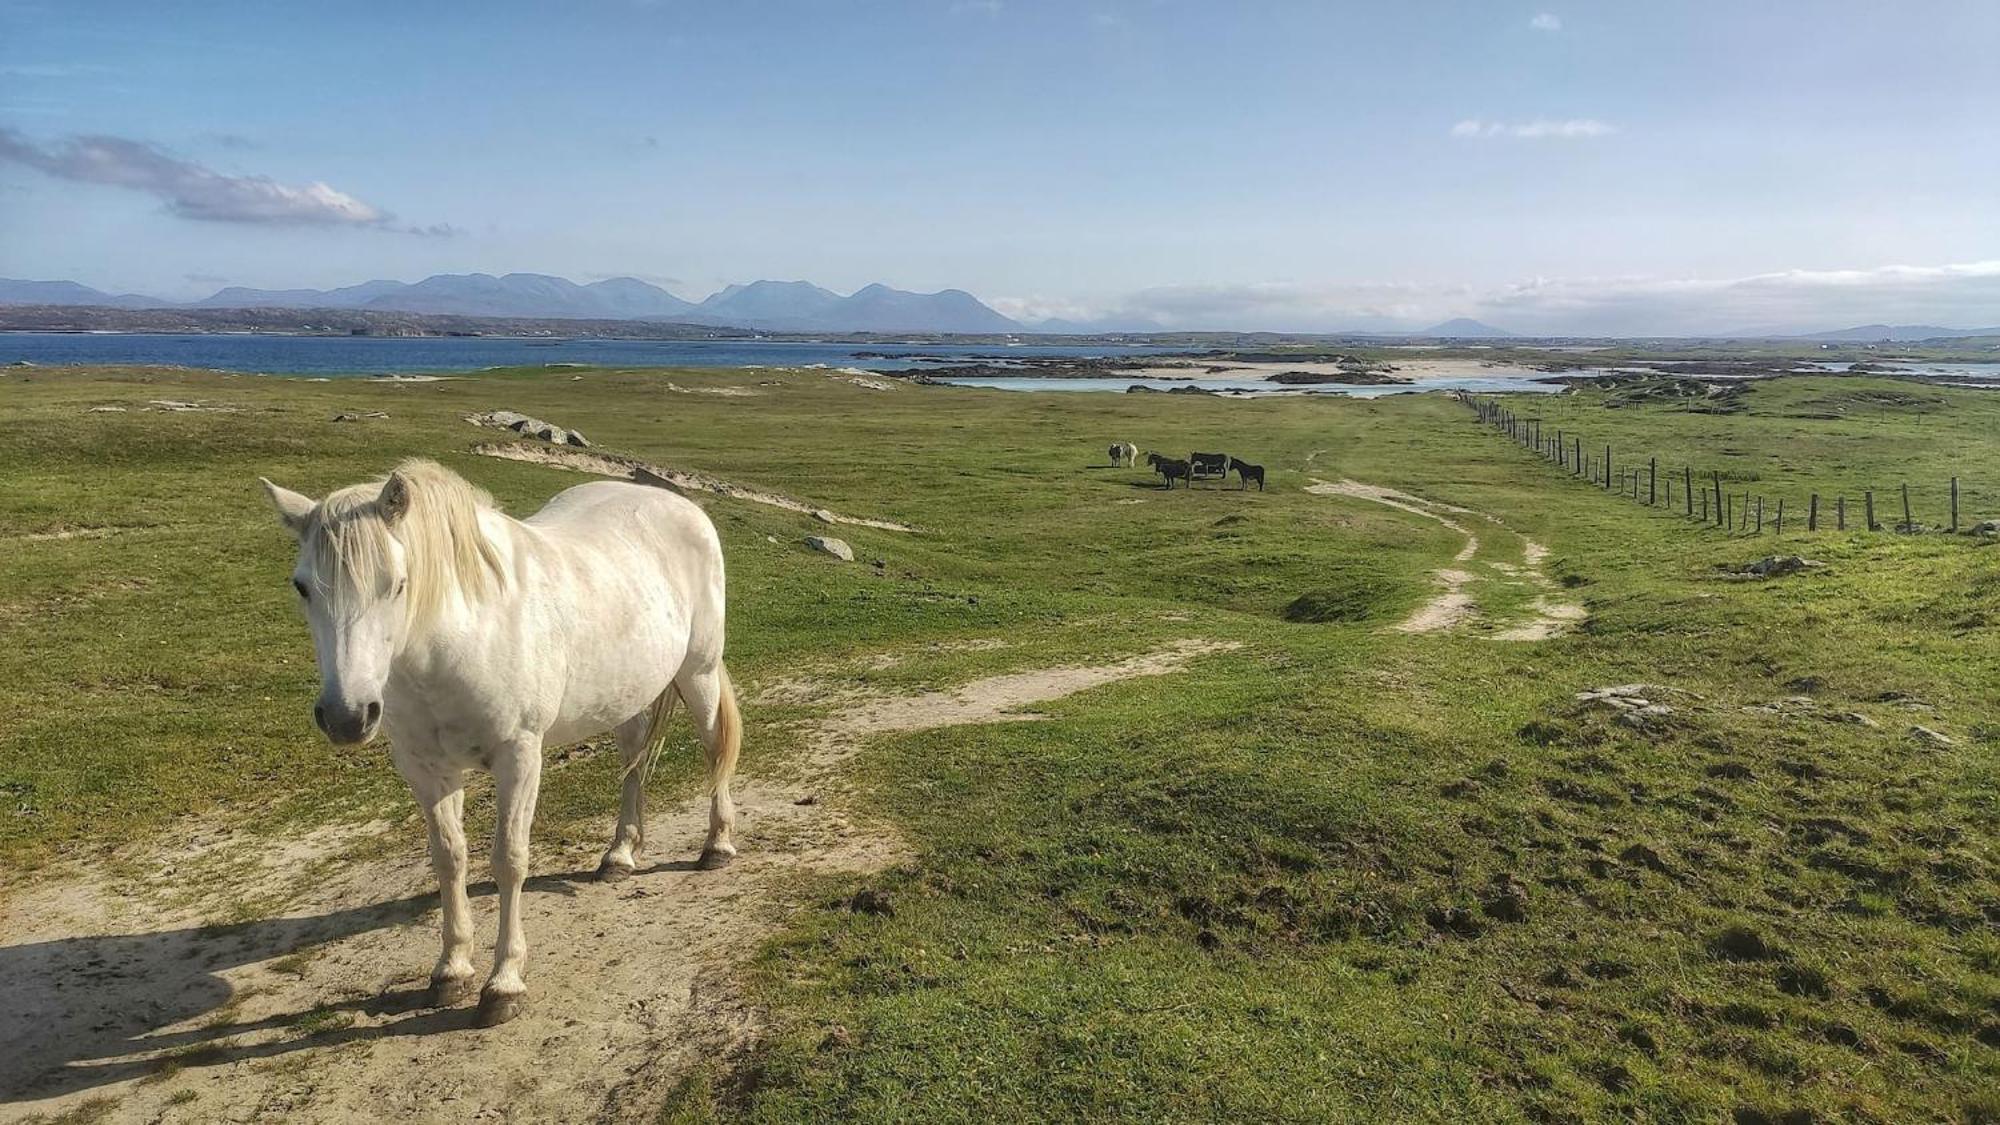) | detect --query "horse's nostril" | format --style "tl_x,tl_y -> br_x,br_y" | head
364,701 -> 382,727
313,704 -> 327,732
